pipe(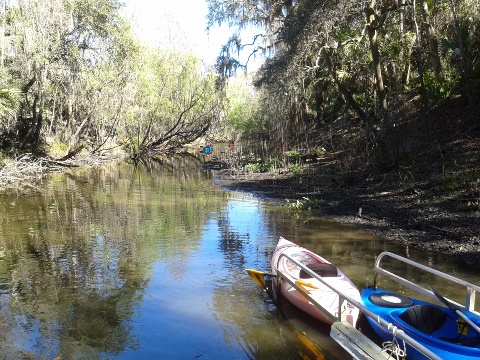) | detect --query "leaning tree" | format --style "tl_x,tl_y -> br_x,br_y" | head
122,48 -> 225,159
